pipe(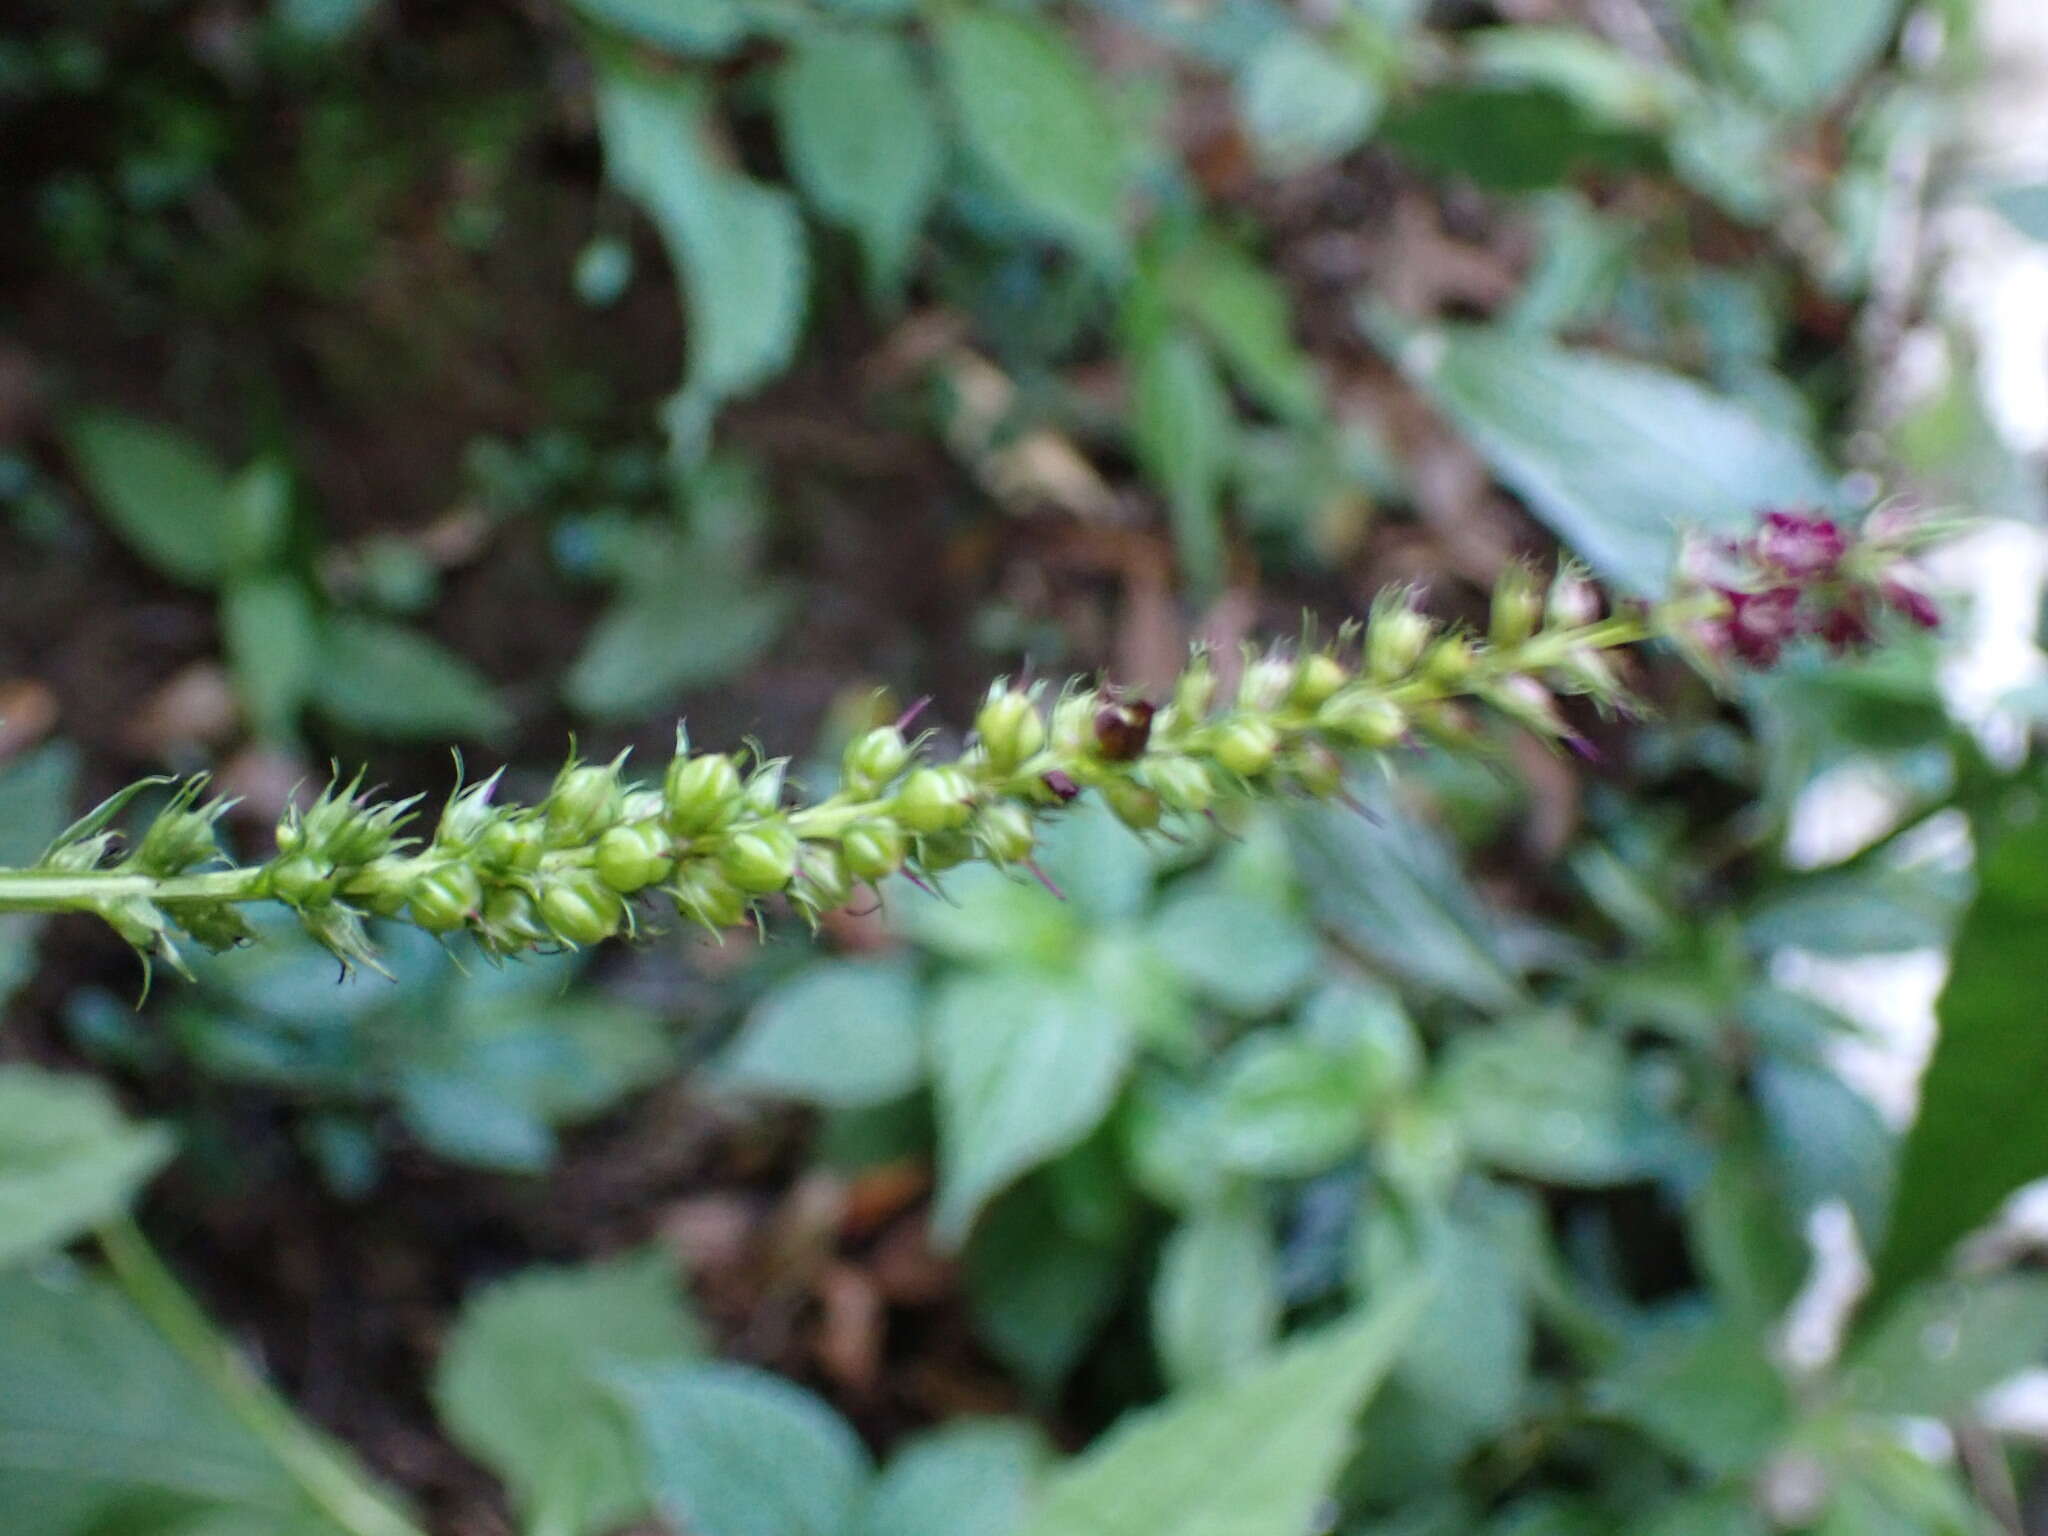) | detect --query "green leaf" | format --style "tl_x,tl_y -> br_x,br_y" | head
1439,1014 -> 1658,1186
860,1419 -> 1049,1536
1873,787 -> 2048,1302
1129,329 -> 1233,598
0,741 -> 79,868
1380,84 -> 1647,193
0,743 -> 80,1013
934,10 -> 1127,262
1147,886 -> 1318,1017
223,459 -> 293,570
1755,1056 -> 1893,1251
1743,867 -> 1957,955
221,573 -> 318,741
1595,1313 -> 1788,1476
1289,791 -> 1527,1012
595,64 -> 808,459
717,959 -> 923,1109
1121,1072 -> 1228,1212
0,1265 -> 325,1532
561,0 -> 749,54
562,537 -> 792,718
1152,1196 -> 1281,1391
775,34 -> 941,301
62,411 -> 231,587
1237,33 -> 1381,173
965,1182 -> 1130,1398
1842,1276 -> 2048,1418
1378,325 -> 1836,595
312,613 -> 510,741
1689,1130 -> 1806,1333
611,1361 -> 872,1536
1392,1206 -> 1531,1448
1177,237 -> 1322,424
1641,1491 -> 1769,1536
1468,26 -> 1680,132
433,1249 -> 703,1536
395,989 -> 671,1172
0,1068 -> 173,1269
1015,1276 -> 1432,1536
1736,0 -> 1903,116
929,970 -> 1137,1245
1212,1035 -> 1369,1178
